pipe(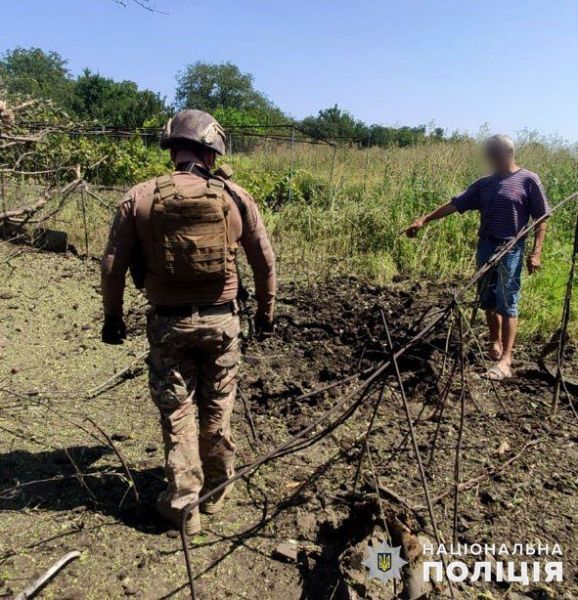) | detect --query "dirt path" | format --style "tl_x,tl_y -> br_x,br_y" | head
0,247 -> 576,600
